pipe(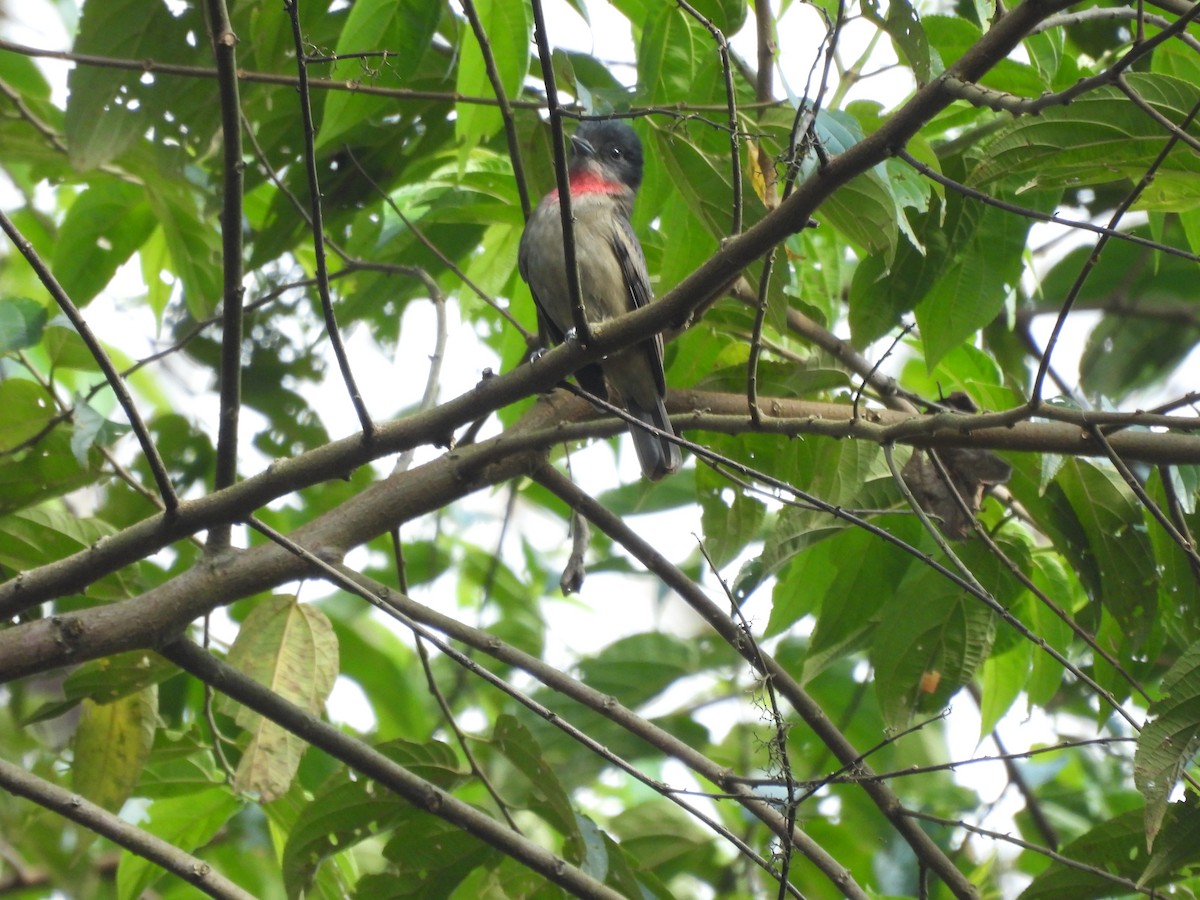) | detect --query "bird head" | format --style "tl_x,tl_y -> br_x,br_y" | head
569,120 -> 644,192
